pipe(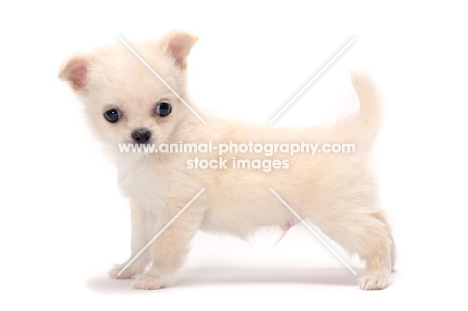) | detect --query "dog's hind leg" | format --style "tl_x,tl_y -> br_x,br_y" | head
311,208 -> 394,290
